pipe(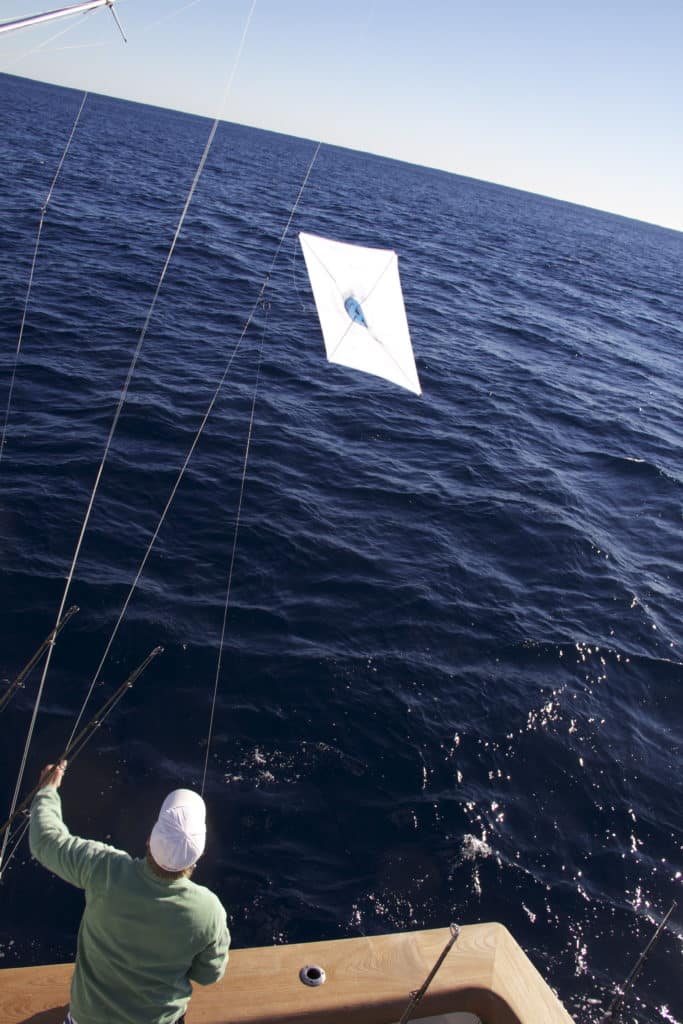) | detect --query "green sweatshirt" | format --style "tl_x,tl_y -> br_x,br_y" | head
30,787 -> 230,1024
